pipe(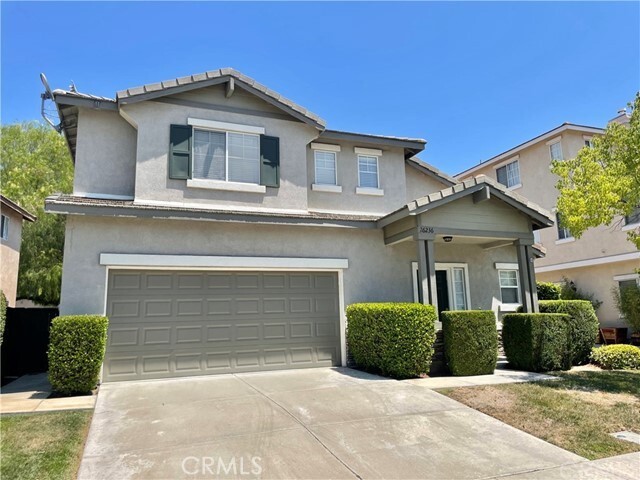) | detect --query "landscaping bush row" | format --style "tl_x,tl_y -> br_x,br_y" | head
346,303 -> 436,379
502,313 -> 572,372
48,315 -> 109,395
442,310 -> 497,376
517,300 -> 599,366
591,345 -> 640,370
